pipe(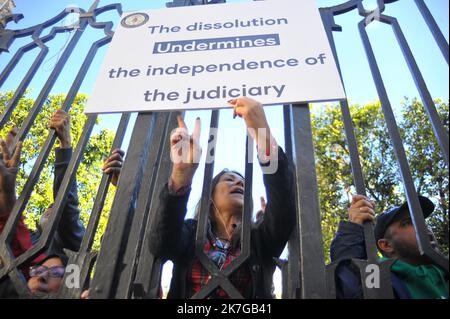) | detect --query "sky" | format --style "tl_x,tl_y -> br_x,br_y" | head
1,0 -> 449,298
